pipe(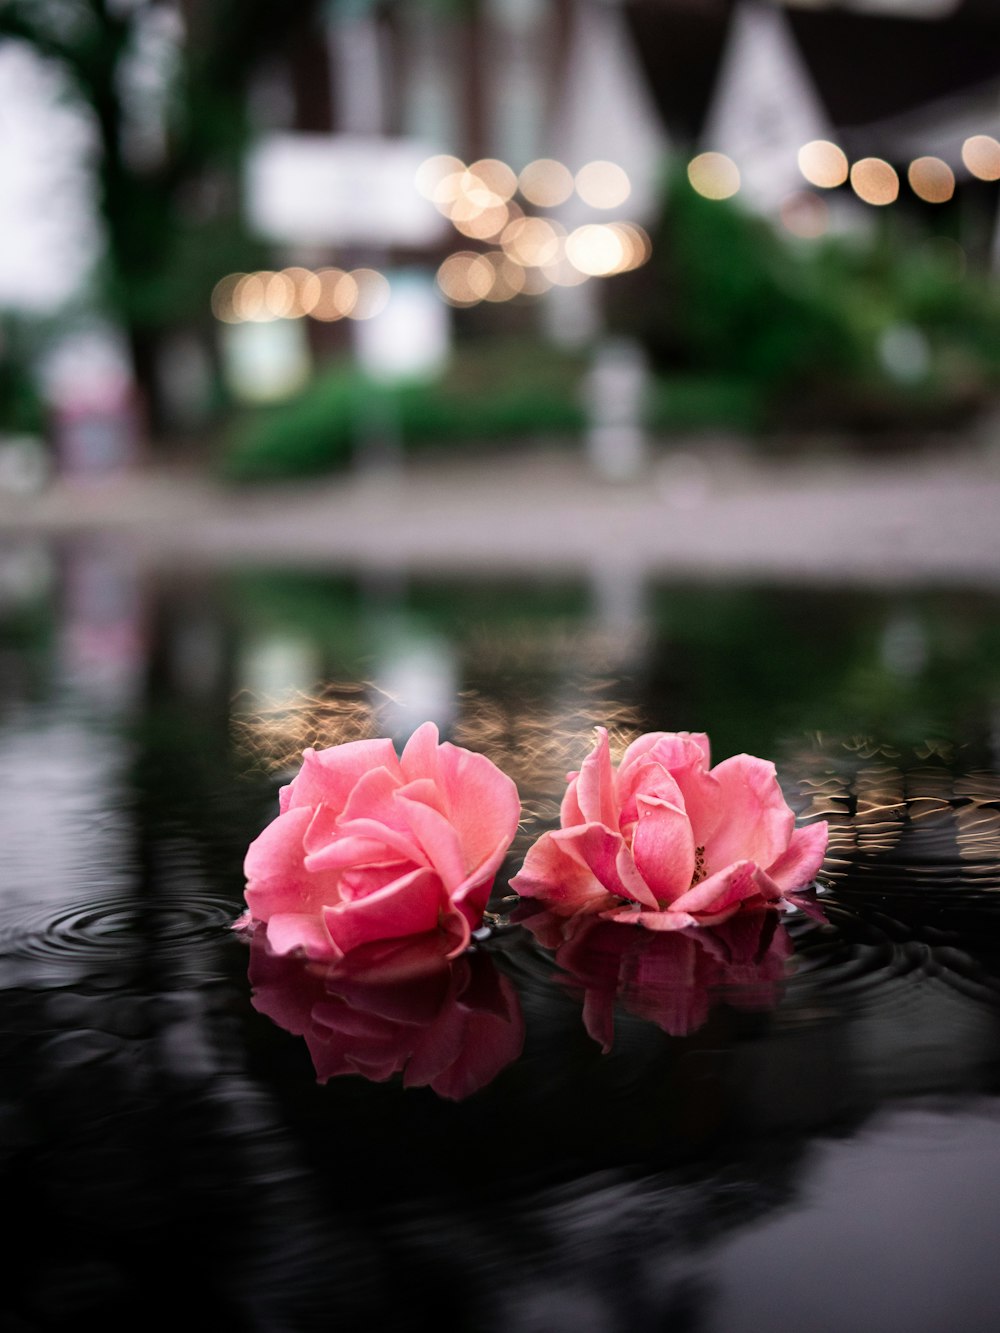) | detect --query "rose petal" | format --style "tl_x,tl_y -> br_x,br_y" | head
552,823 -> 660,909
264,912 -> 337,960
668,859 -> 776,923
283,739 -> 401,814
321,866 -> 446,957
509,831 -> 611,914
574,728 -> 620,829
702,755 -> 795,877
764,820 -> 829,891
630,793 -> 696,904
